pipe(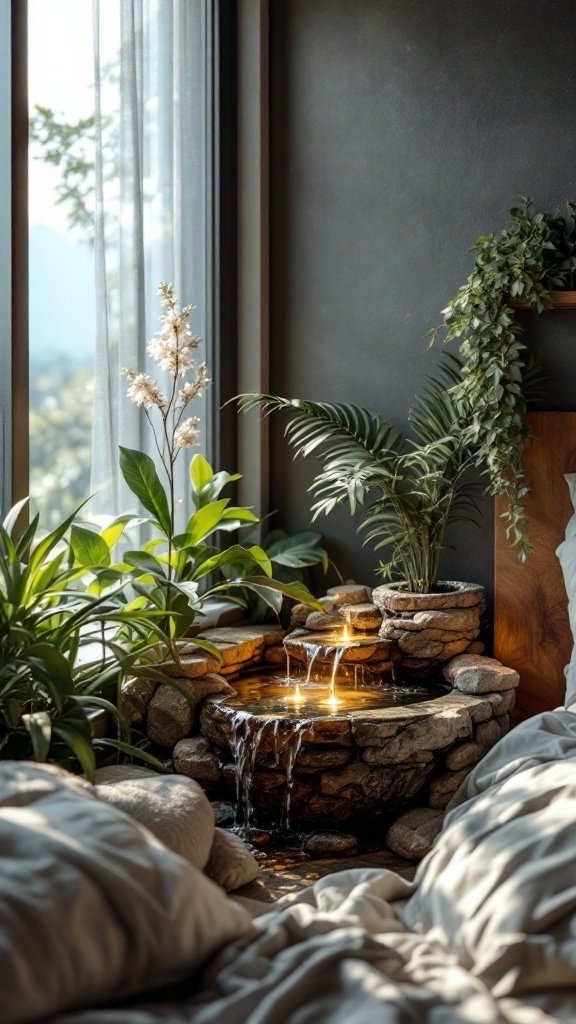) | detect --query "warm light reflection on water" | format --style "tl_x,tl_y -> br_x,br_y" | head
222,673 -> 450,720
